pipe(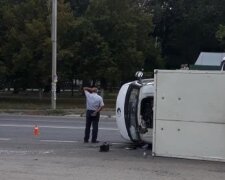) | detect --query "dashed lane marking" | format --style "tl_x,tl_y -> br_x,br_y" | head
0,138 -> 10,141
40,140 -> 78,143
40,140 -> 125,145
0,124 -> 119,131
